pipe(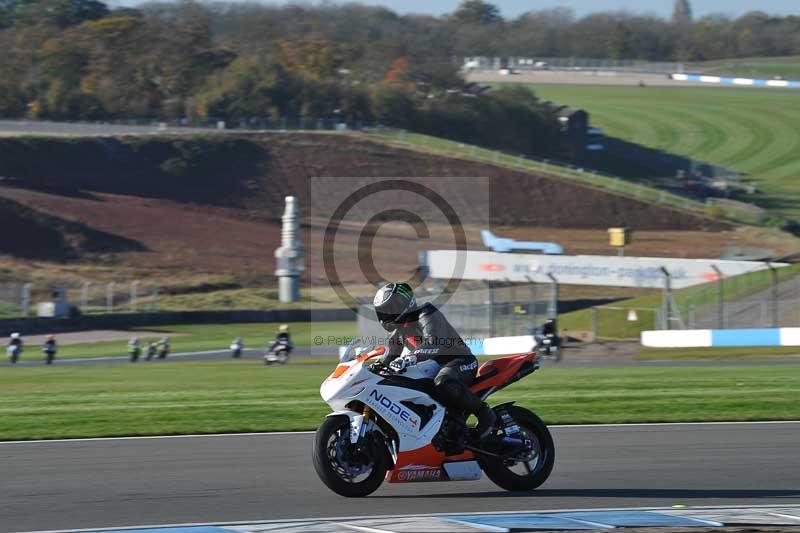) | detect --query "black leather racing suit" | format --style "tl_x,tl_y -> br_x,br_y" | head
269,332 -> 292,353
382,303 -> 484,418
